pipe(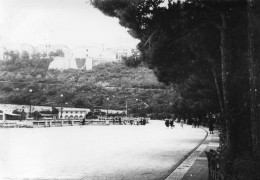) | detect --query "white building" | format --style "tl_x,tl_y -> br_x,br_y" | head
36,44 -> 73,58
60,107 -> 91,120
49,57 -> 78,70
116,46 -> 134,60
0,104 -> 53,121
0,104 -> 126,121
72,45 -> 123,68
